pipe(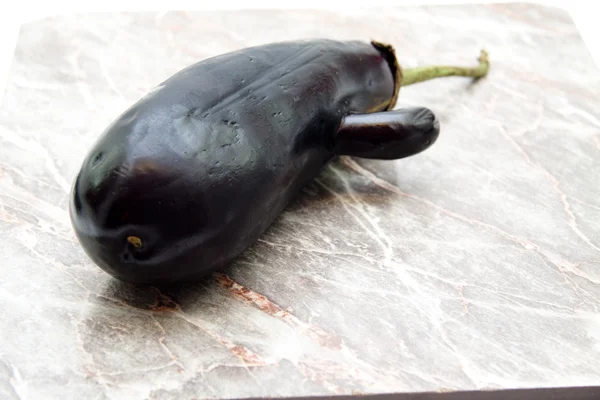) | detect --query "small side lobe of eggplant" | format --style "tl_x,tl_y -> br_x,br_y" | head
334,107 -> 440,160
